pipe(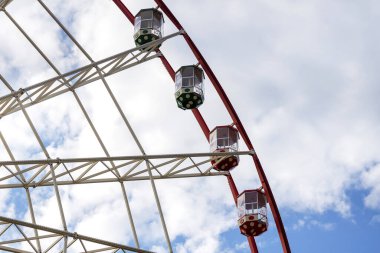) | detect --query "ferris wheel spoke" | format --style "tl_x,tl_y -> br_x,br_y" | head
0,0 -> 13,9
2,7 -> 151,249
0,232 -> 59,246
145,161 -> 173,253
31,3 -> 176,250
0,77 -> 69,247
0,152 -> 251,189
0,246 -> 33,253
0,216 -> 154,253
1,118 -> 43,252
0,6 -> 180,118
43,235 -> 66,253
0,46 -> 167,118
13,224 -> 39,253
